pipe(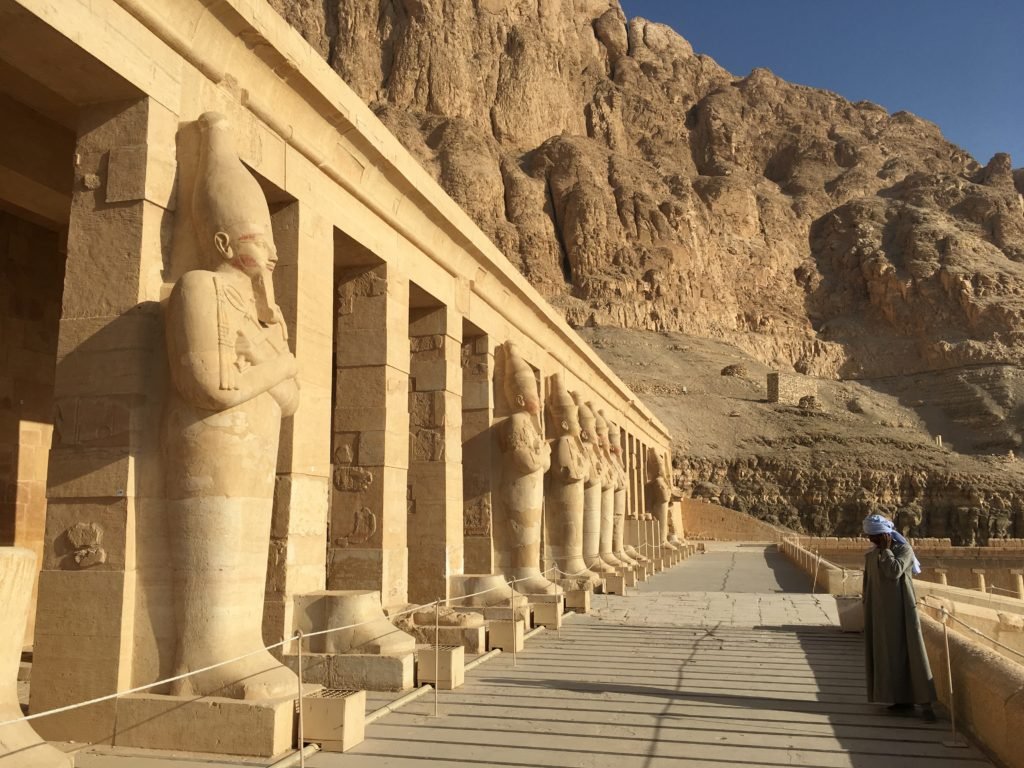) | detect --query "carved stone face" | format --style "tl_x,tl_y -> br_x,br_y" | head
510,371 -> 540,415
215,223 -> 278,278
550,404 -> 580,436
